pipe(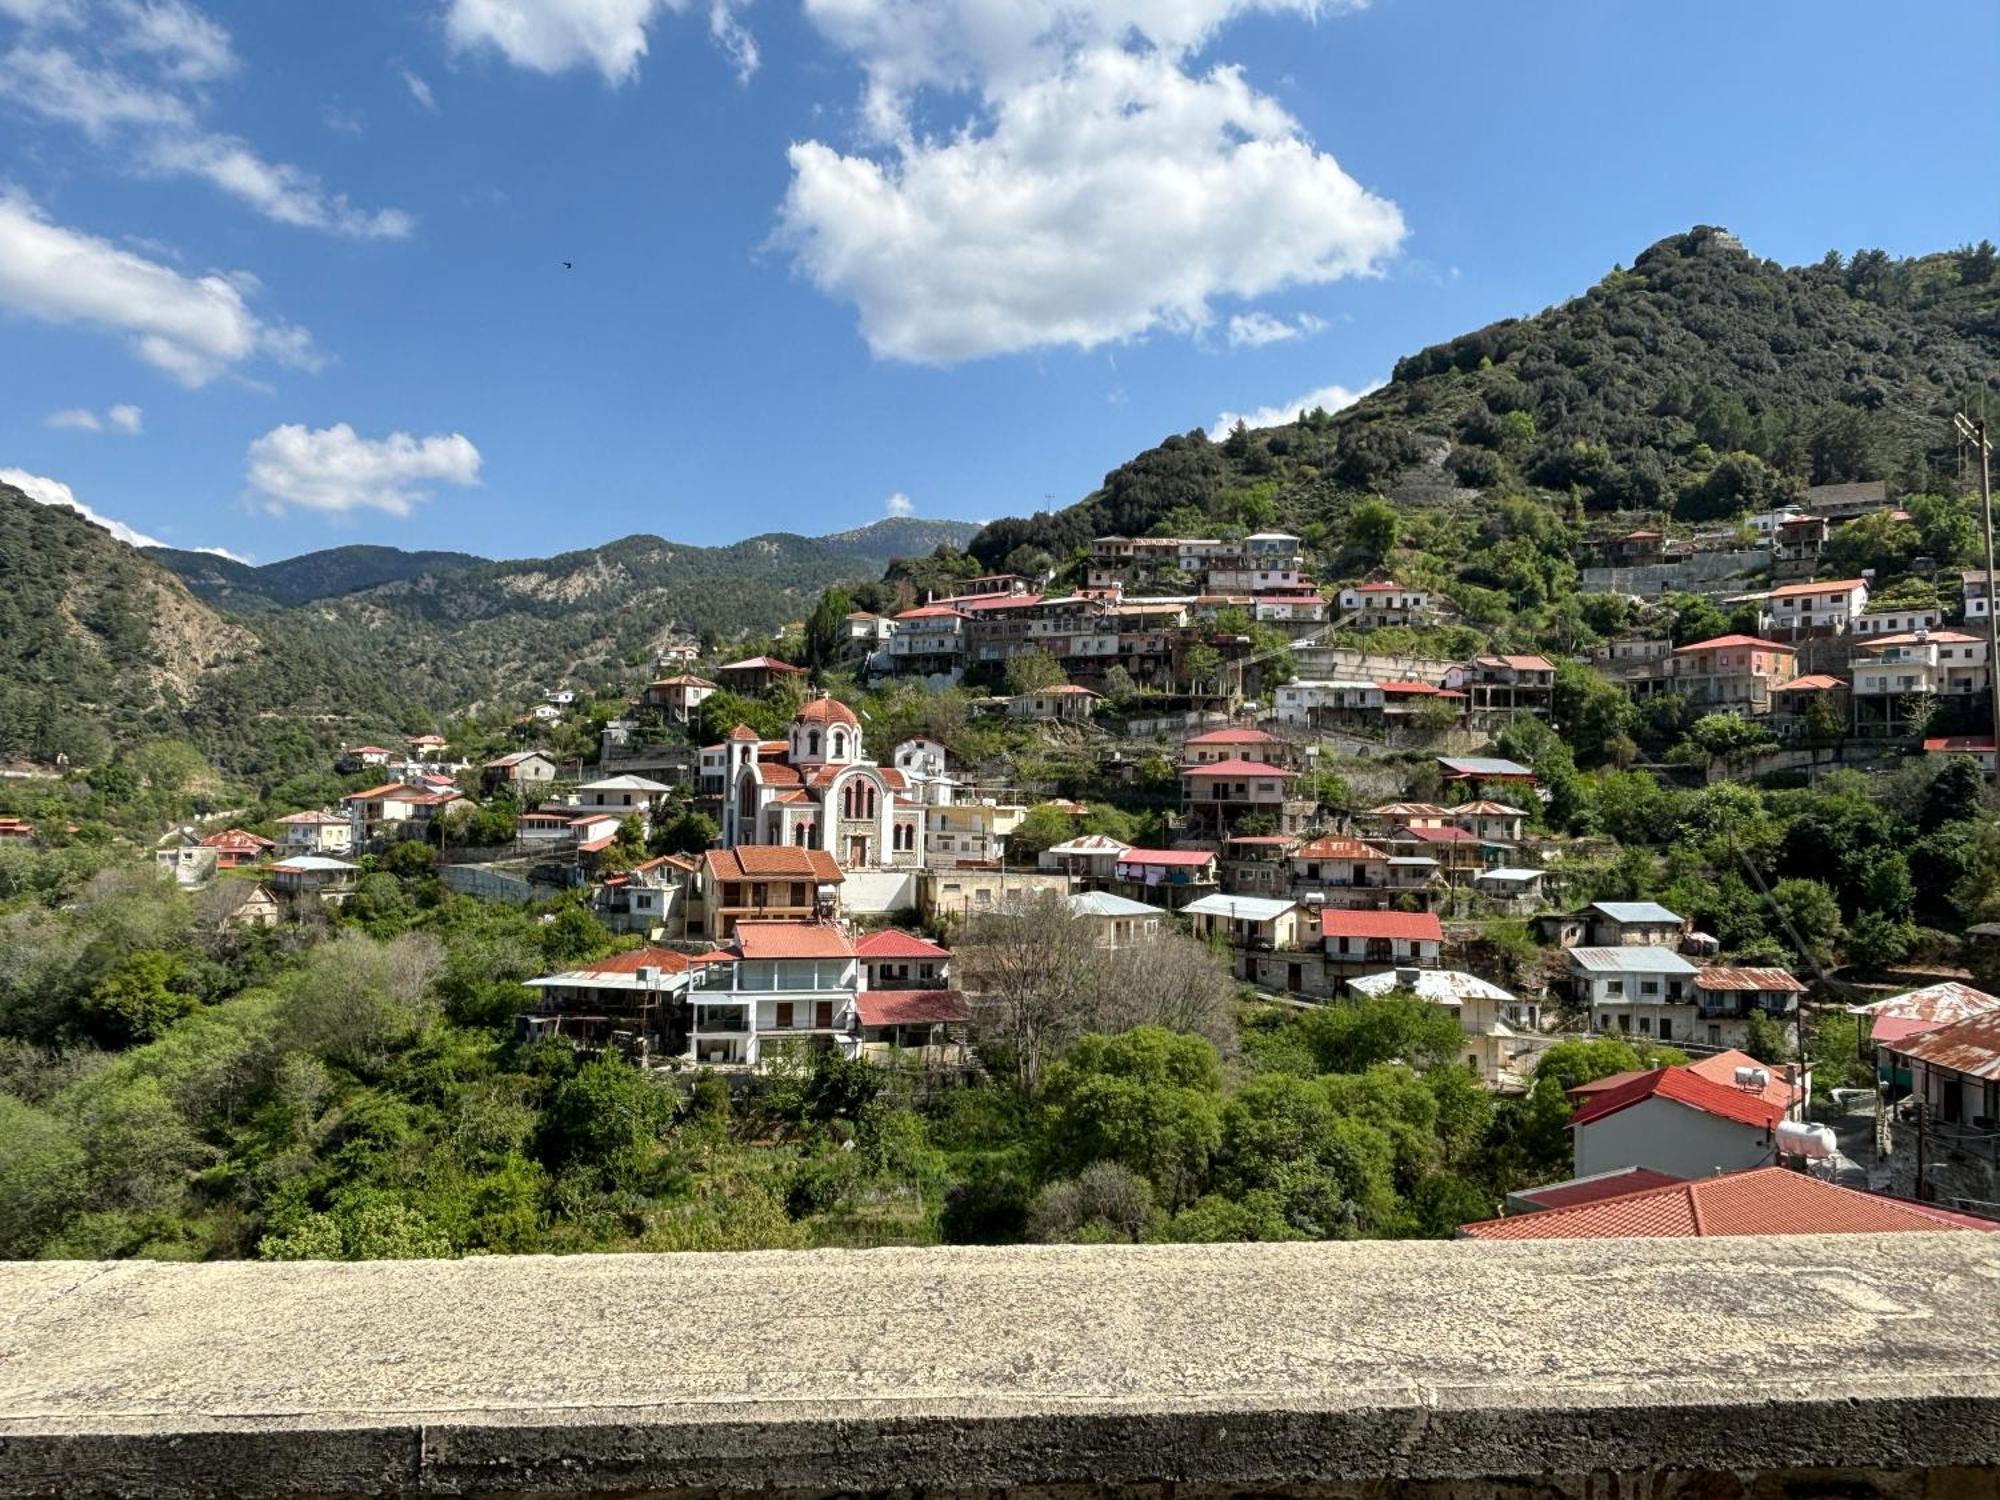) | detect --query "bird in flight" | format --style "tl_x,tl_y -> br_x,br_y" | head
561,260 -> 573,270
